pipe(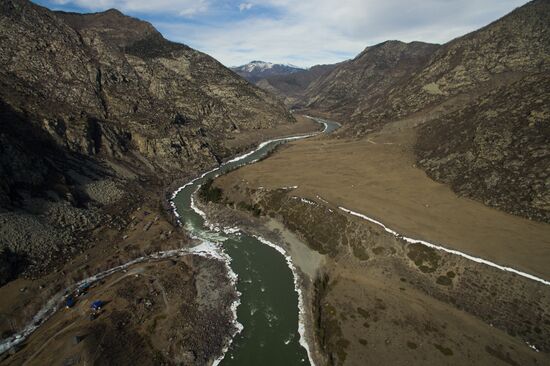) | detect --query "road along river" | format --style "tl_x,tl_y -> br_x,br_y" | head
171,117 -> 340,366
